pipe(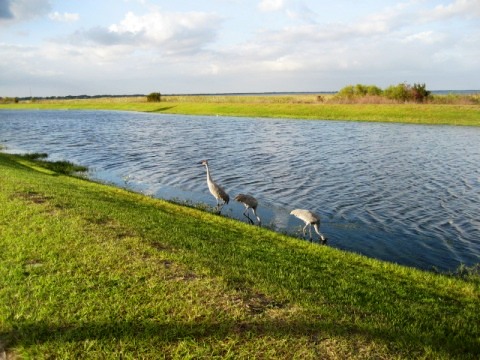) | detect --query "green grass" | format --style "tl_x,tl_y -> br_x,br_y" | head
1,152 -> 479,359
1,95 -> 479,126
